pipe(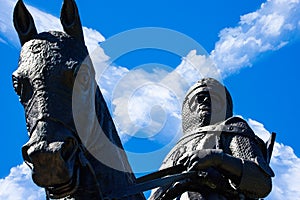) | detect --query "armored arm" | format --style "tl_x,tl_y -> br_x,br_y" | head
220,117 -> 274,198
179,117 -> 274,198
180,150 -> 269,194
179,148 -> 272,198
